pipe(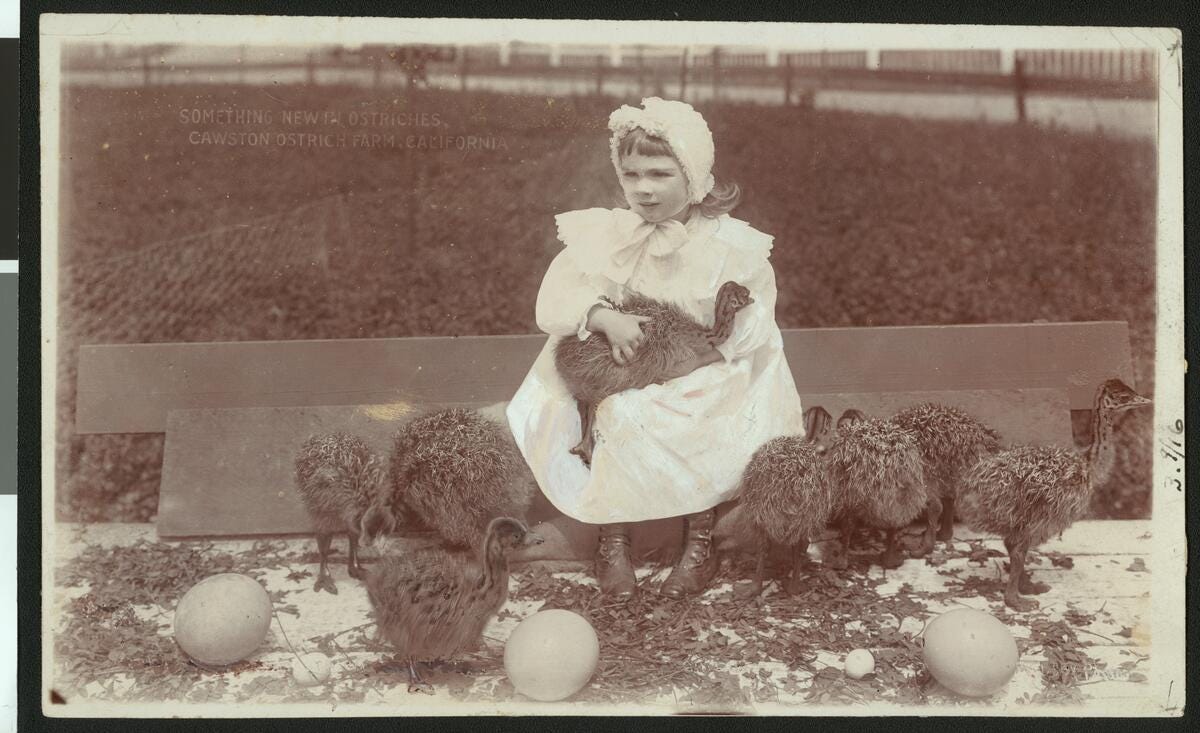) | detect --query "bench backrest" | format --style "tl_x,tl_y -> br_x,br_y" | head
75,321 -> 1135,434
